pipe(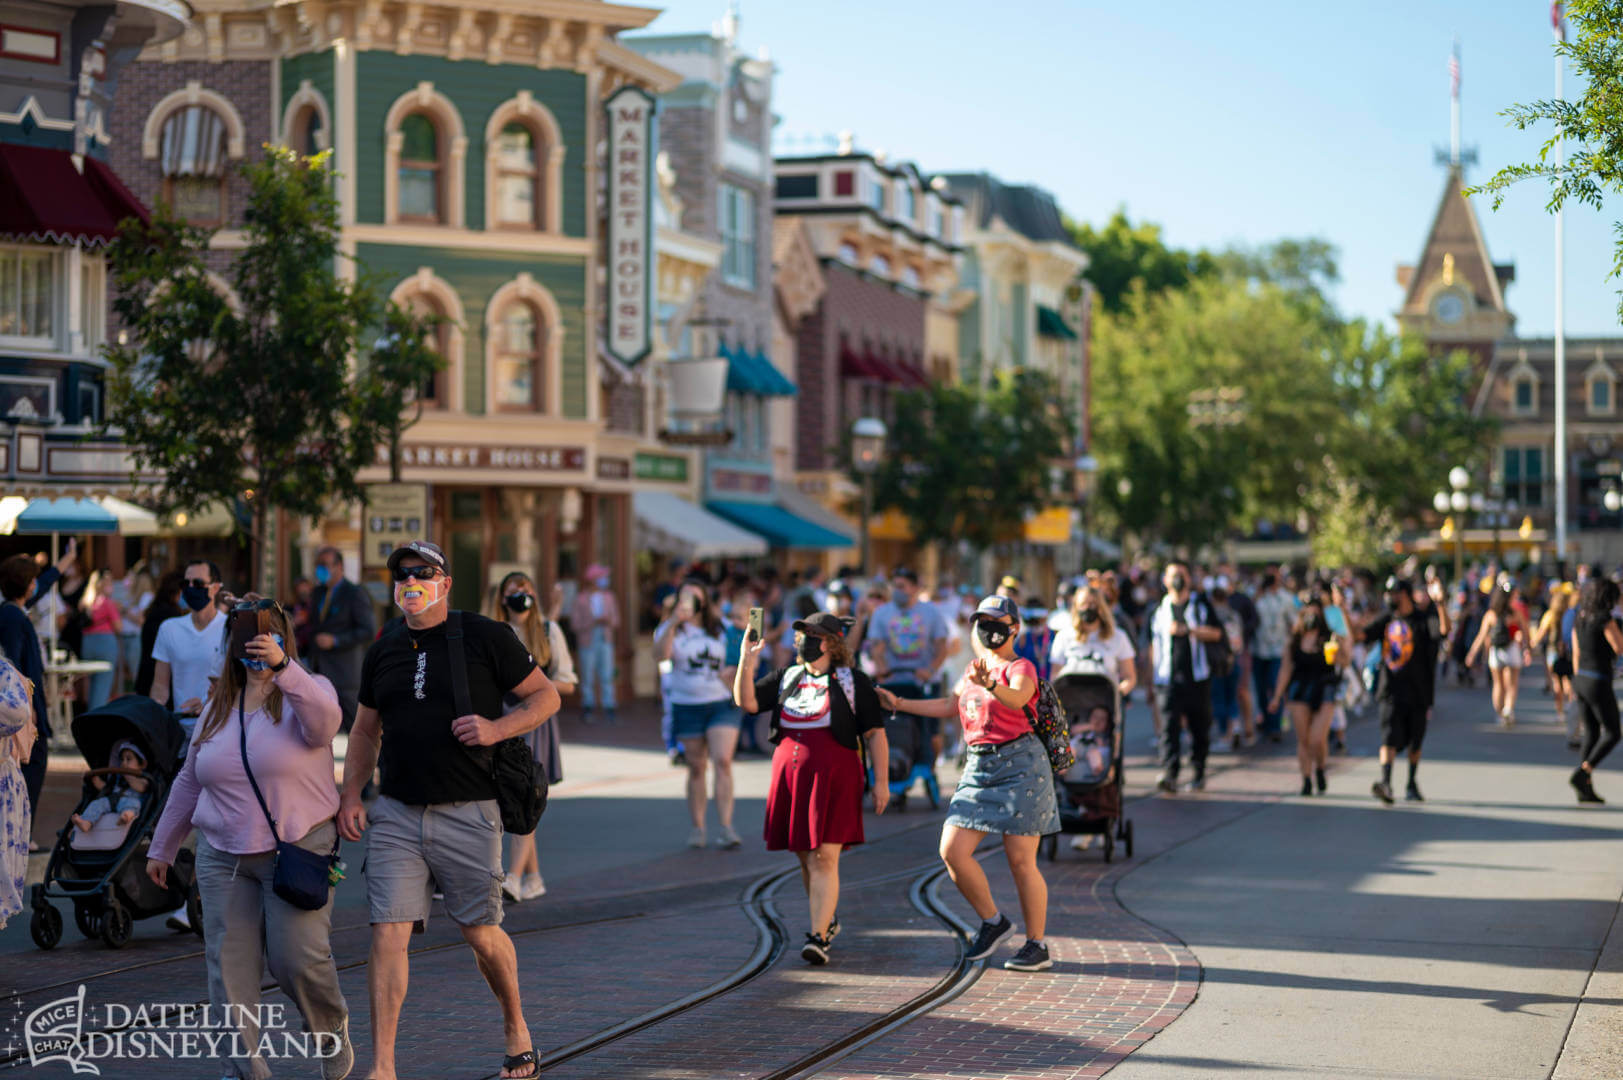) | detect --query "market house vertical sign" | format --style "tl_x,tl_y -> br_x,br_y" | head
606,85 -> 654,366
